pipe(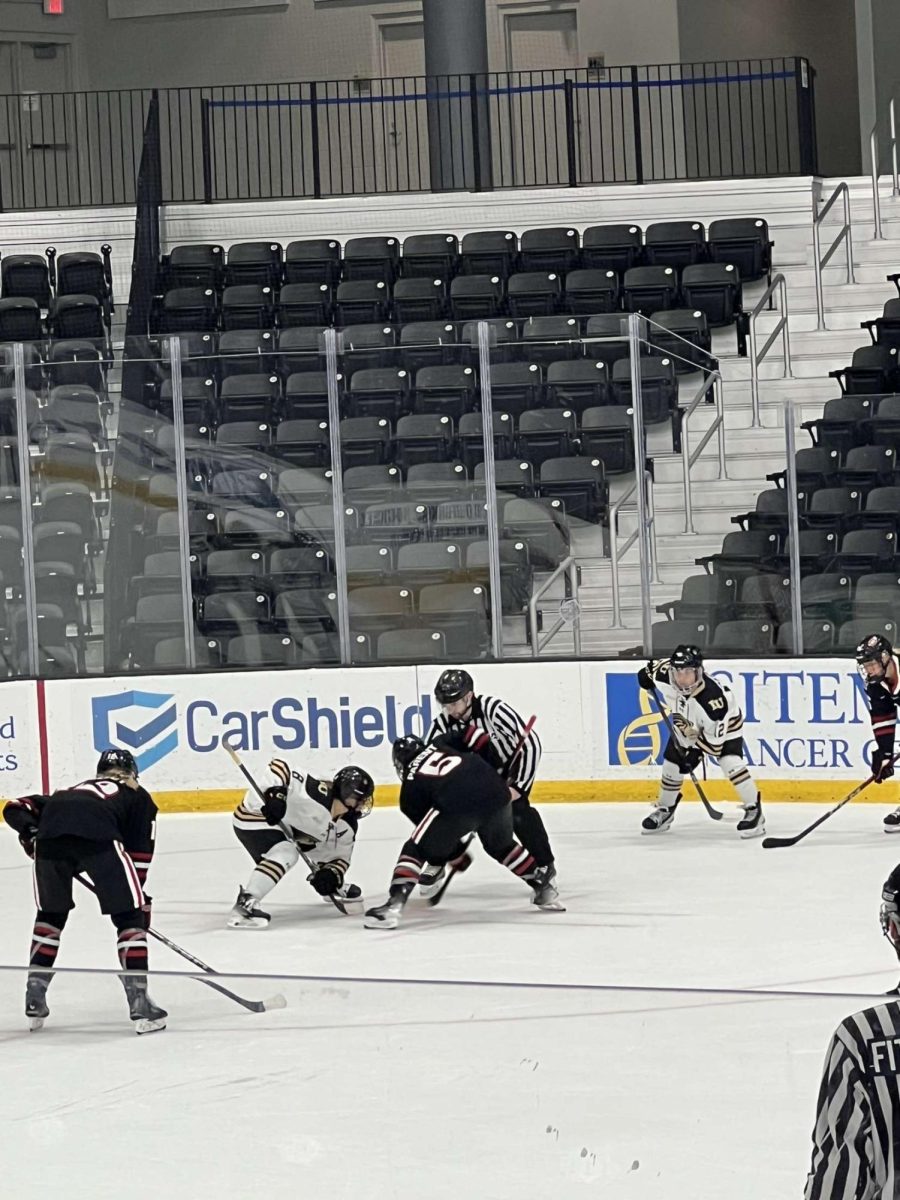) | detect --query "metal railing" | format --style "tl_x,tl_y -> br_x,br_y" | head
870,97 -> 899,240
609,470 -> 659,630
676,371 -> 727,534
527,556 -> 581,658
0,56 -> 817,210
812,181 -> 855,329
748,272 -> 793,425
